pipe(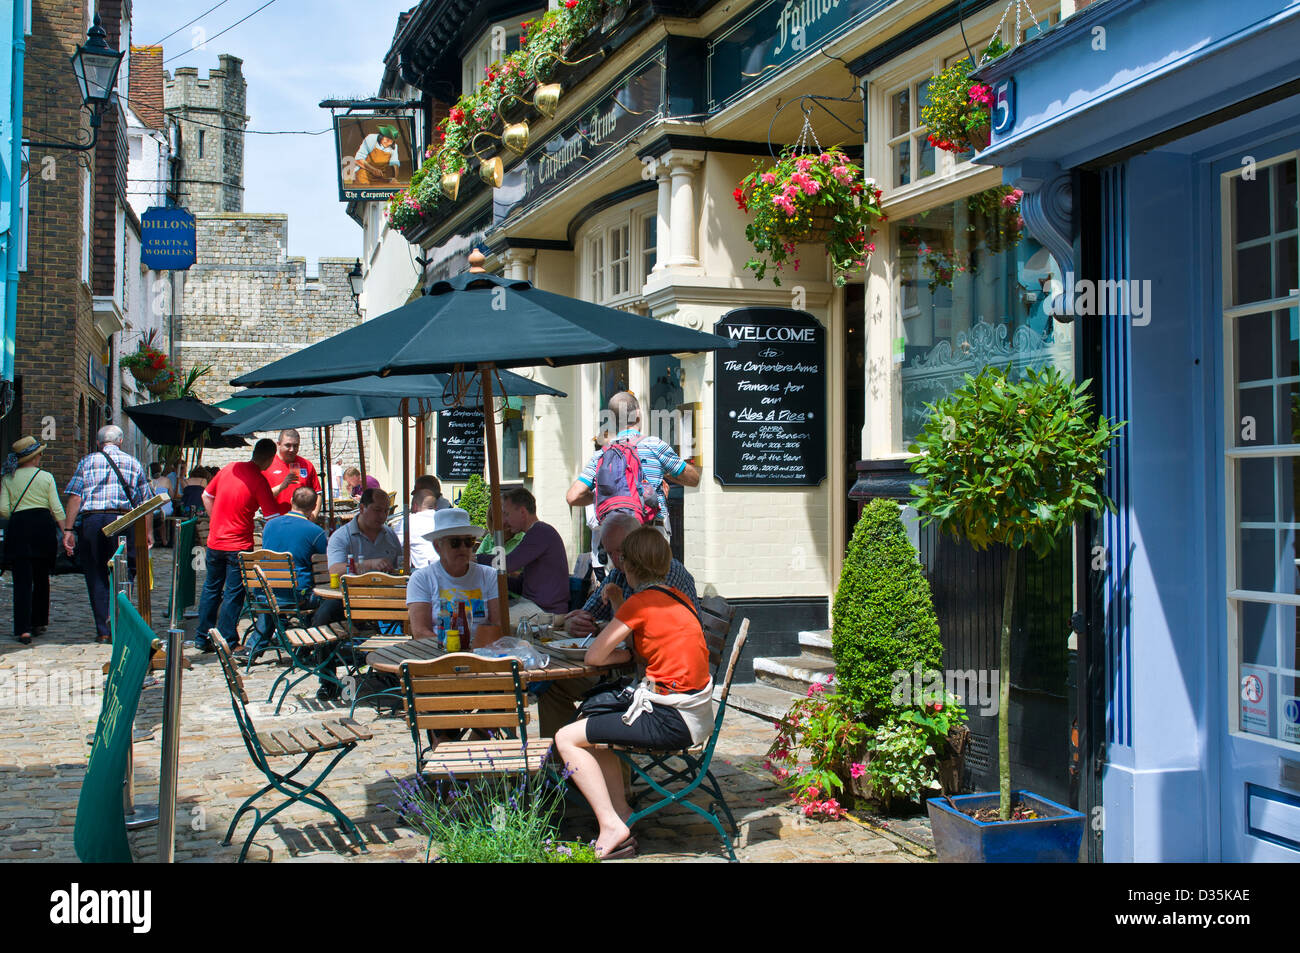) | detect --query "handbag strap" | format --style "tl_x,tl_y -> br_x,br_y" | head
648,584 -> 700,625
98,449 -> 136,507
8,469 -> 40,512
